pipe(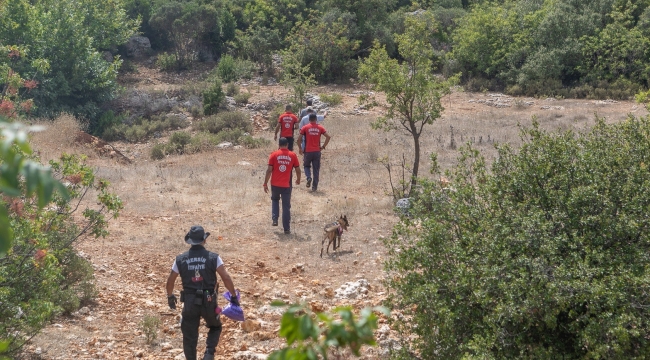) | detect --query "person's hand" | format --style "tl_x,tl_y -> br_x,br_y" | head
230,295 -> 240,307
296,178 -> 301,185
299,149 -> 304,155
273,135 -> 277,141
320,145 -> 326,150
263,184 -> 269,194
167,294 -> 177,310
